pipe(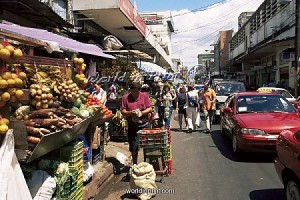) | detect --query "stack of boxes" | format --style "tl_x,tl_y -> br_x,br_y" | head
165,128 -> 173,175
55,140 -> 84,200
